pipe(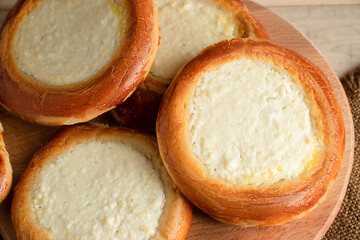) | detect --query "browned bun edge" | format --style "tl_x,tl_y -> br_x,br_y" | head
11,124 -> 192,239
156,38 -> 345,226
0,0 -> 160,126
0,127 -> 12,203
